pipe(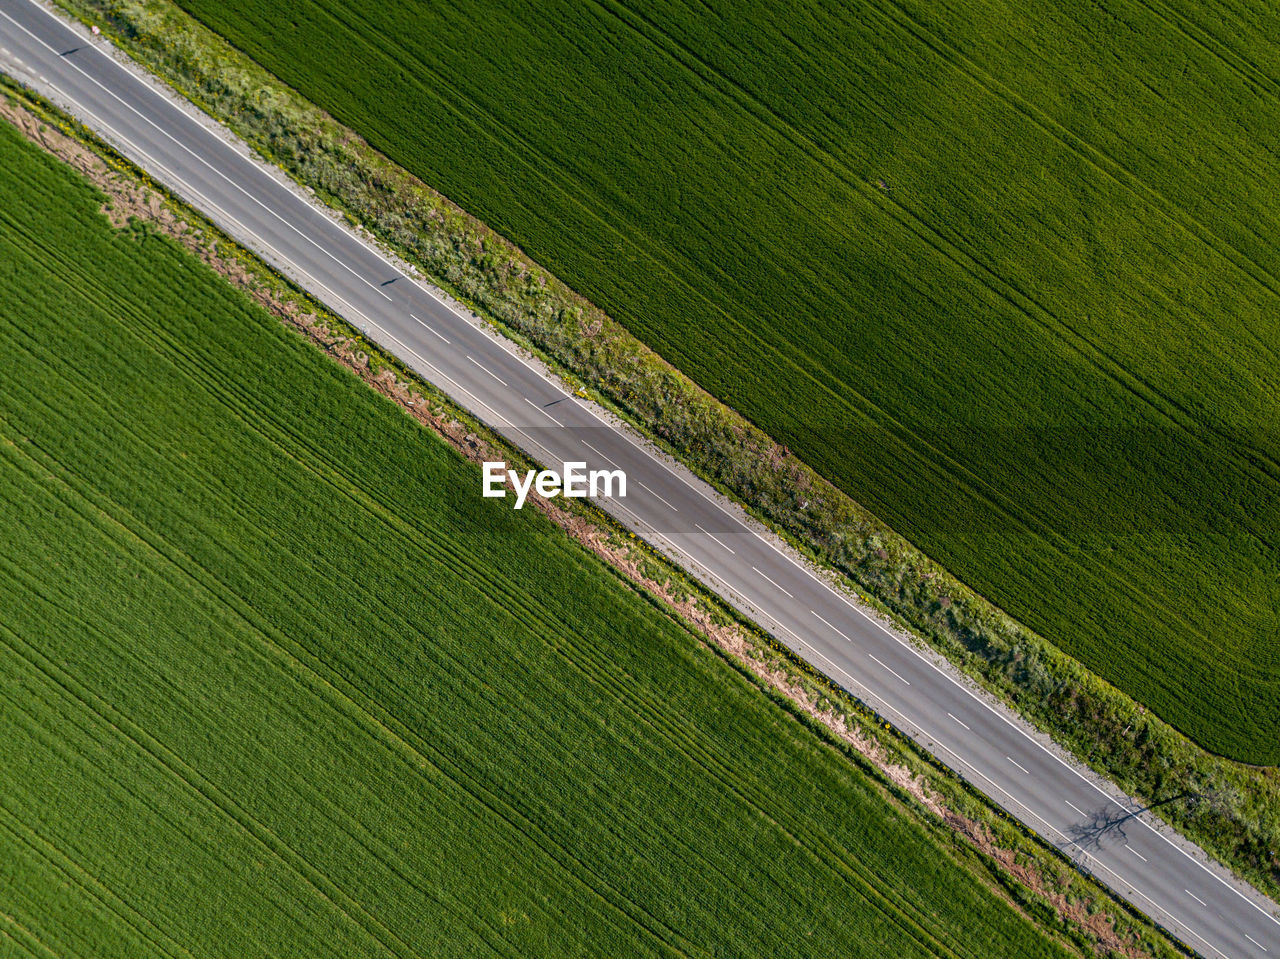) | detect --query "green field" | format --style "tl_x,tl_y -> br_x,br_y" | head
0,119 -> 1082,956
168,0 -> 1280,761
